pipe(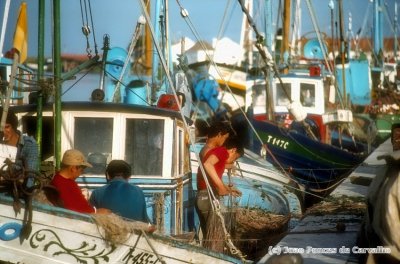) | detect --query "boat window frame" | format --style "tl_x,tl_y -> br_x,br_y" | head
124,116 -> 166,178
274,77 -> 325,115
